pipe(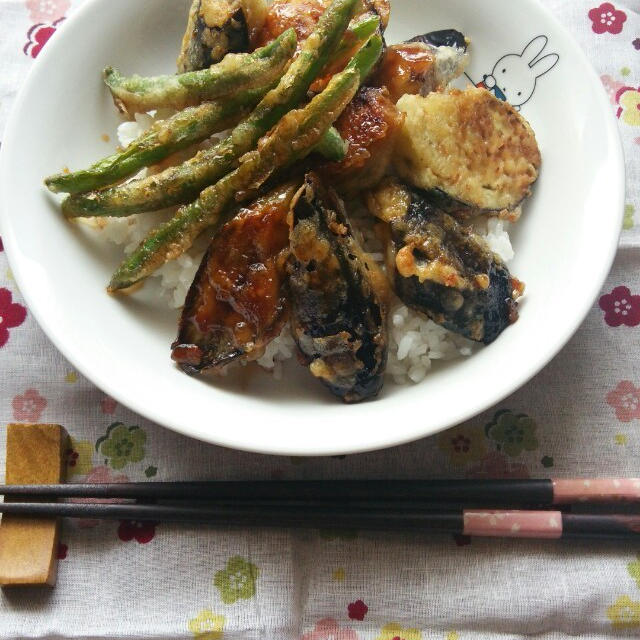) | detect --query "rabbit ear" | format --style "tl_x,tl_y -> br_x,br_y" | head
531,53 -> 559,78
521,35 -> 548,64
